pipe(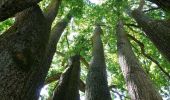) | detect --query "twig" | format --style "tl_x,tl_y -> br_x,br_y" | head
143,7 -> 160,12
111,89 -> 130,100
127,34 -> 170,80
